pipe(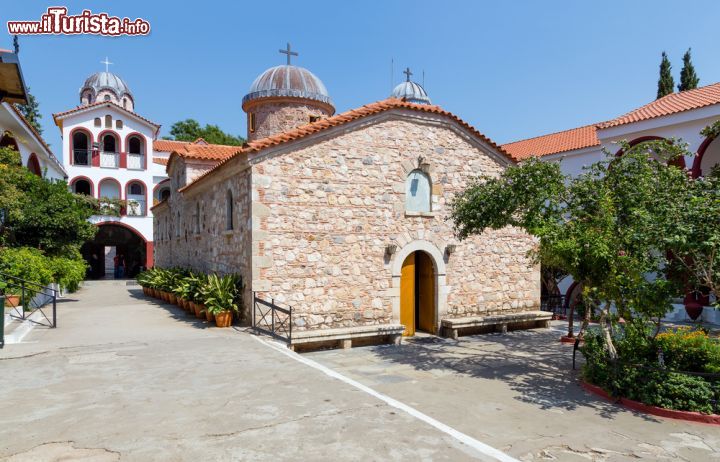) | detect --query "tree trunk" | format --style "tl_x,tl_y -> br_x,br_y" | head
599,302 -> 618,360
